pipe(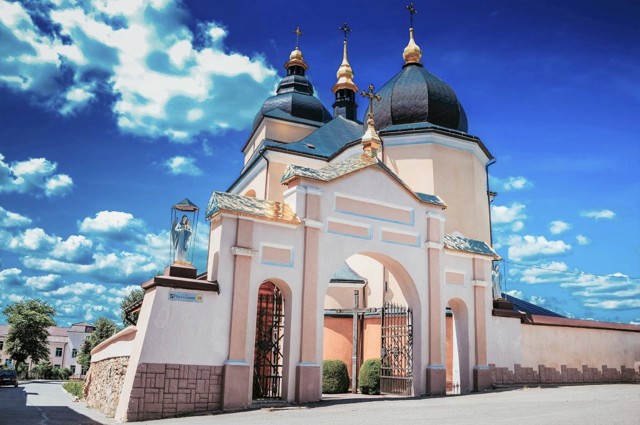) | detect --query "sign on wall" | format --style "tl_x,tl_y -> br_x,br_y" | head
168,292 -> 203,303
